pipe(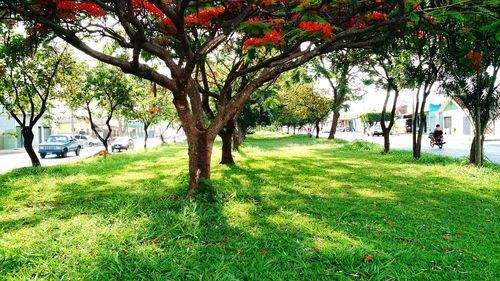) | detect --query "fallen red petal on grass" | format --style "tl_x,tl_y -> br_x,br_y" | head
236,249 -> 242,254
151,239 -> 158,244
442,235 -> 450,241
260,249 -> 267,255
364,255 -> 373,263
386,221 -> 394,225
479,229 -> 487,233
313,246 -> 319,251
